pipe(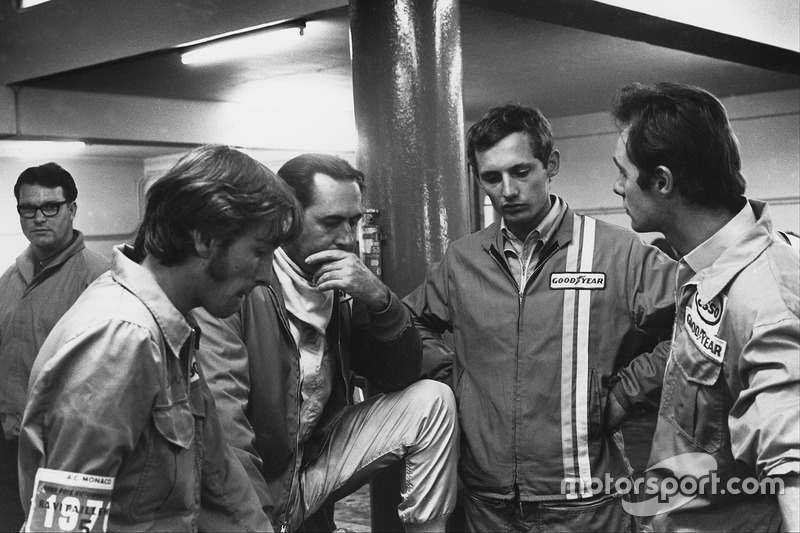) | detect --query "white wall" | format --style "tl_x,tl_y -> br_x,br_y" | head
548,88 -> 800,237
2,89 -> 796,272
